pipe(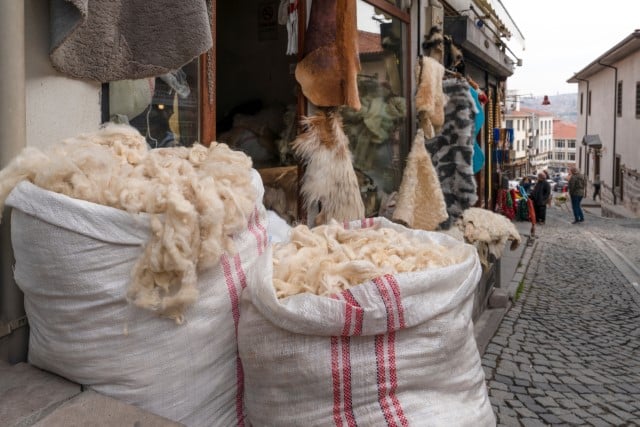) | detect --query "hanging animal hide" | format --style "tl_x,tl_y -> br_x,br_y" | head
295,0 -> 361,110
426,78 -> 478,229
392,129 -> 448,231
292,110 -> 364,225
415,55 -> 447,137
49,0 -> 212,81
